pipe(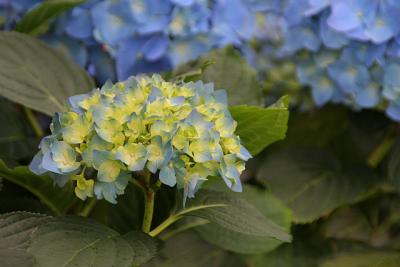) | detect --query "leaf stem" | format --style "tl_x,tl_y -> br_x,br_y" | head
78,197 -> 96,217
23,106 -> 44,137
159,218 -> 210,241
367,131 -> 397,168
148,203 -> 226,237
